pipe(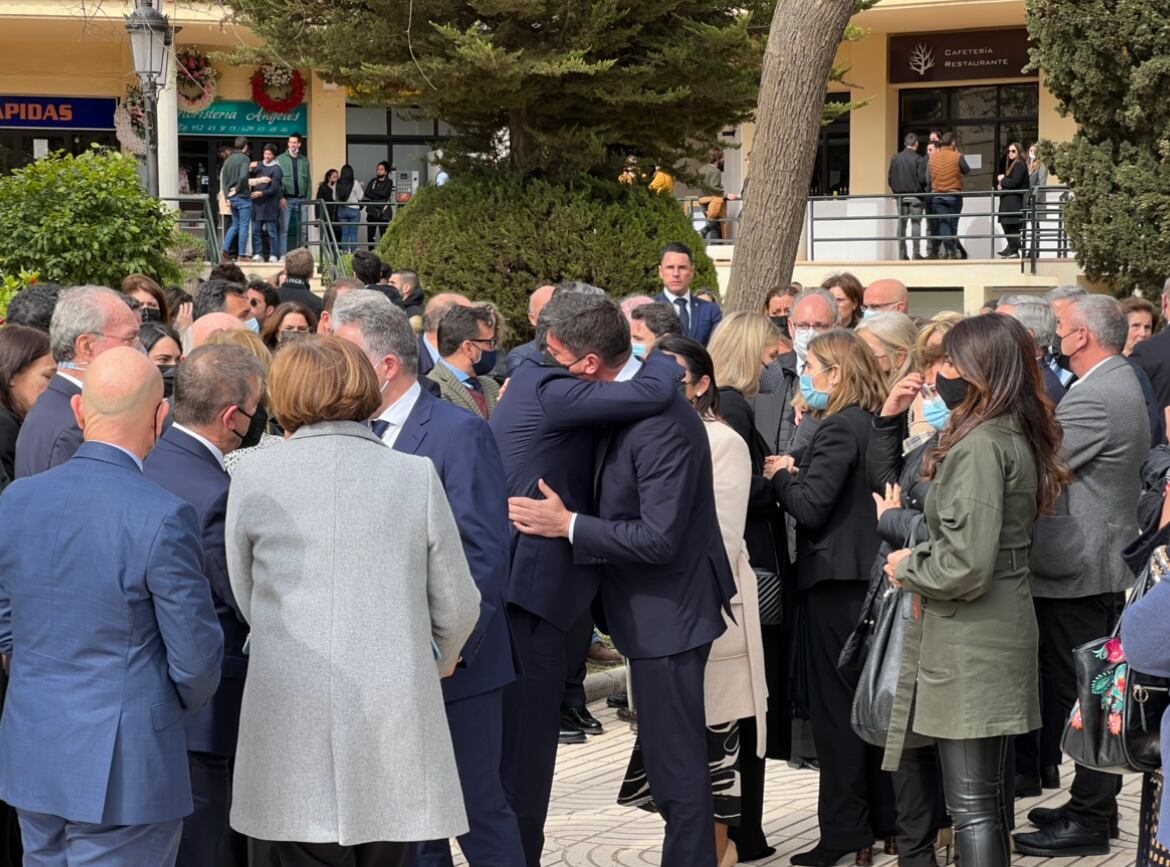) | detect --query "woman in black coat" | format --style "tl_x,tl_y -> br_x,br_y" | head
765,328 -> 895,867
249,143 -> 284,262
996,141 -> 1029,258
707,312 -> 786,862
